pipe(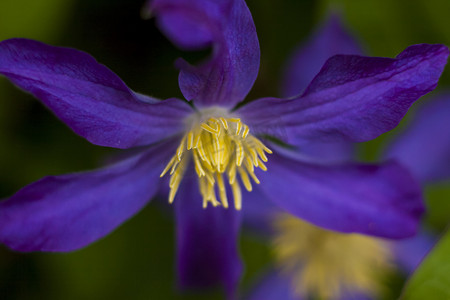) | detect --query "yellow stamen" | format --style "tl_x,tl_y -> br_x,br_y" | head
219,117 -> 228,130
201,123 -> 219,134
193,134 -> 201,148
238,167 -> 252,191
257,158 -> 267,171
160,112 -> 272,210
236,121 -> 242,135
216,172 -> 229,208
169,160 -> 179,175
247,170 -> 260,184
167,156 -> 188,203
231,181 -> 242,210
193,152 -> 205,177
203,180 -> 220,208
235,141 -> 244,166
176,135 -> 186,160
160,156 -> 176,177
228,163 -> 237,185
187,131 -> 194,150
244,159 -> 260,184
245,156 -> 254,173
256,147 -> 268,162
273,214 -> 394,300
242,125 -> 249,138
